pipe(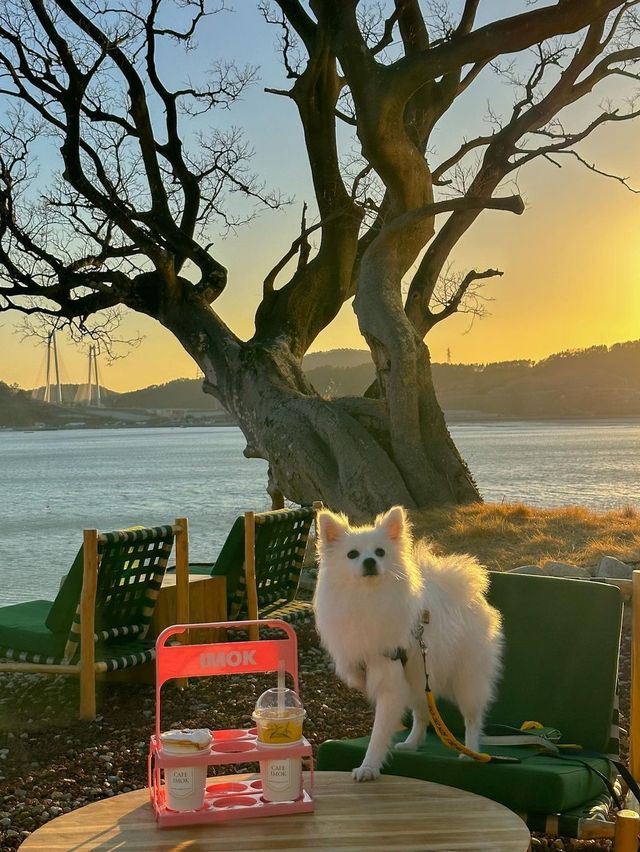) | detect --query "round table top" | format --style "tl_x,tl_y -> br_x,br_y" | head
22,771 -> 530,851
